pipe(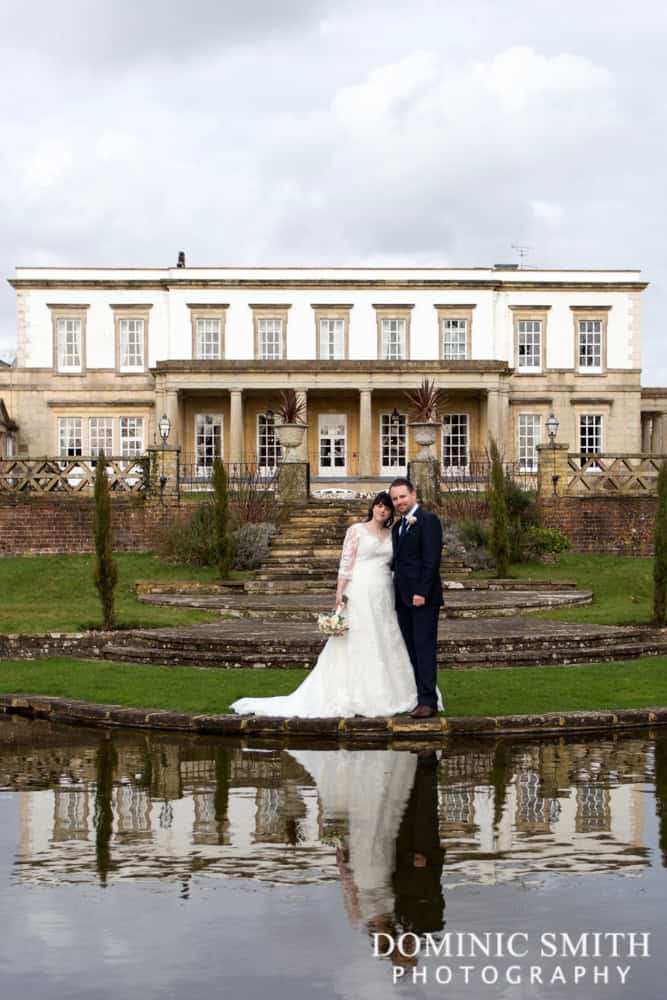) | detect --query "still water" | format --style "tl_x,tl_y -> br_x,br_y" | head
0,715 -> 665,1000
